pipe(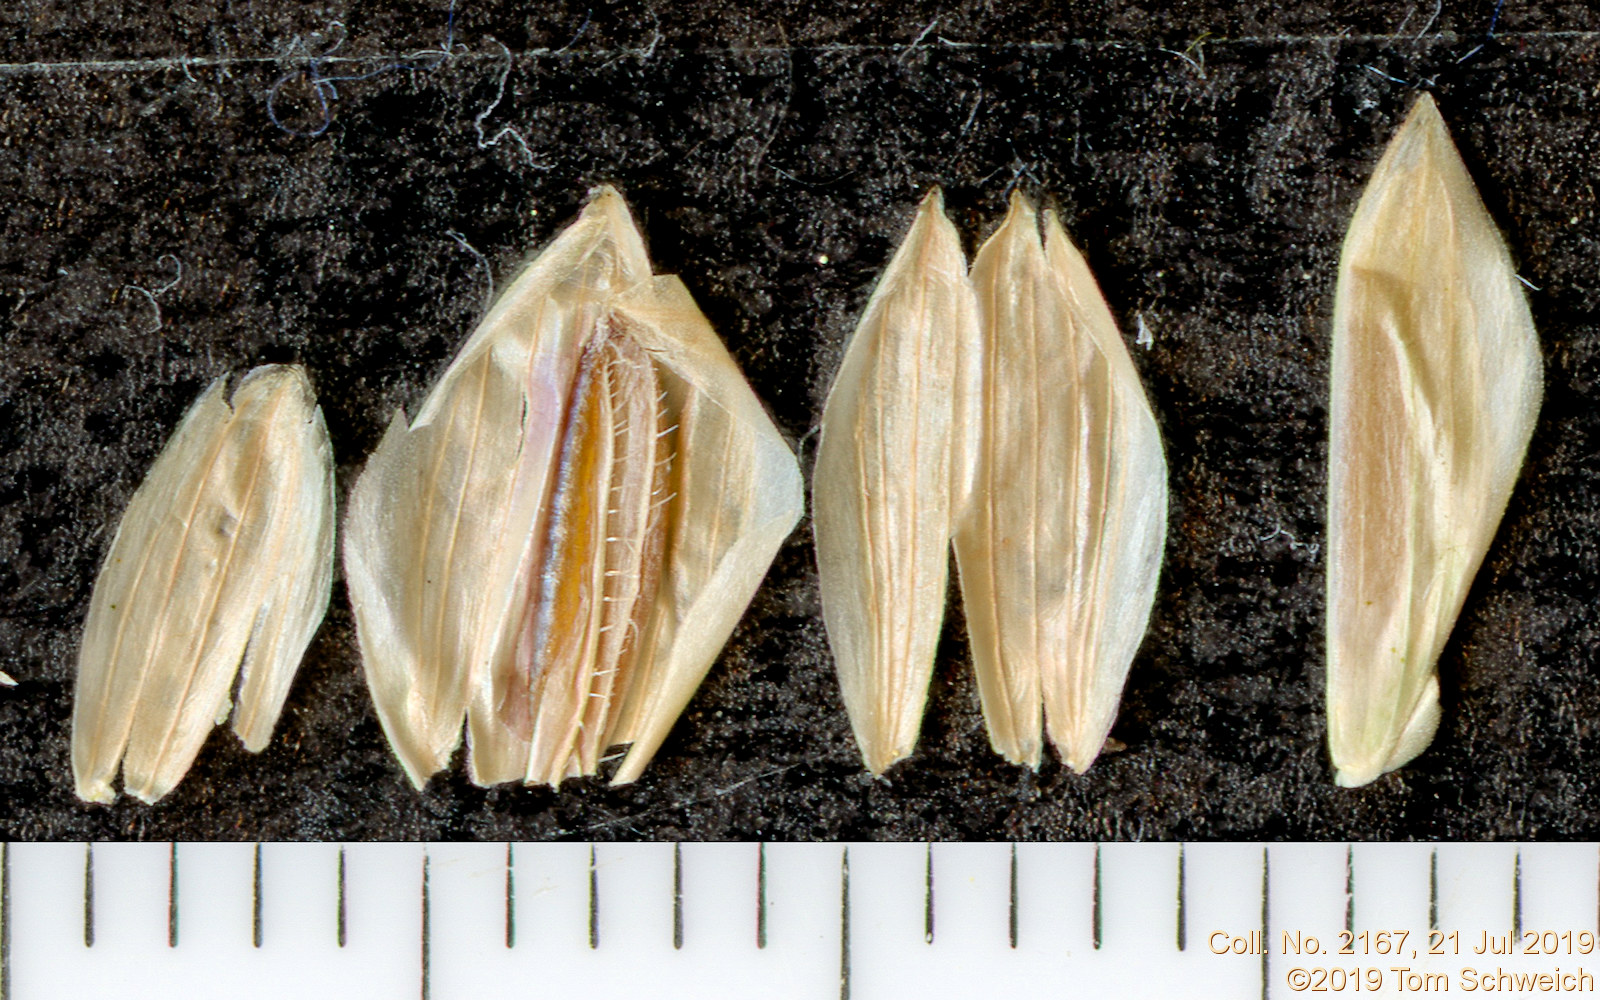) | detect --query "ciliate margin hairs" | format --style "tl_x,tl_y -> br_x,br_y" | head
342,185 -> 804,791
